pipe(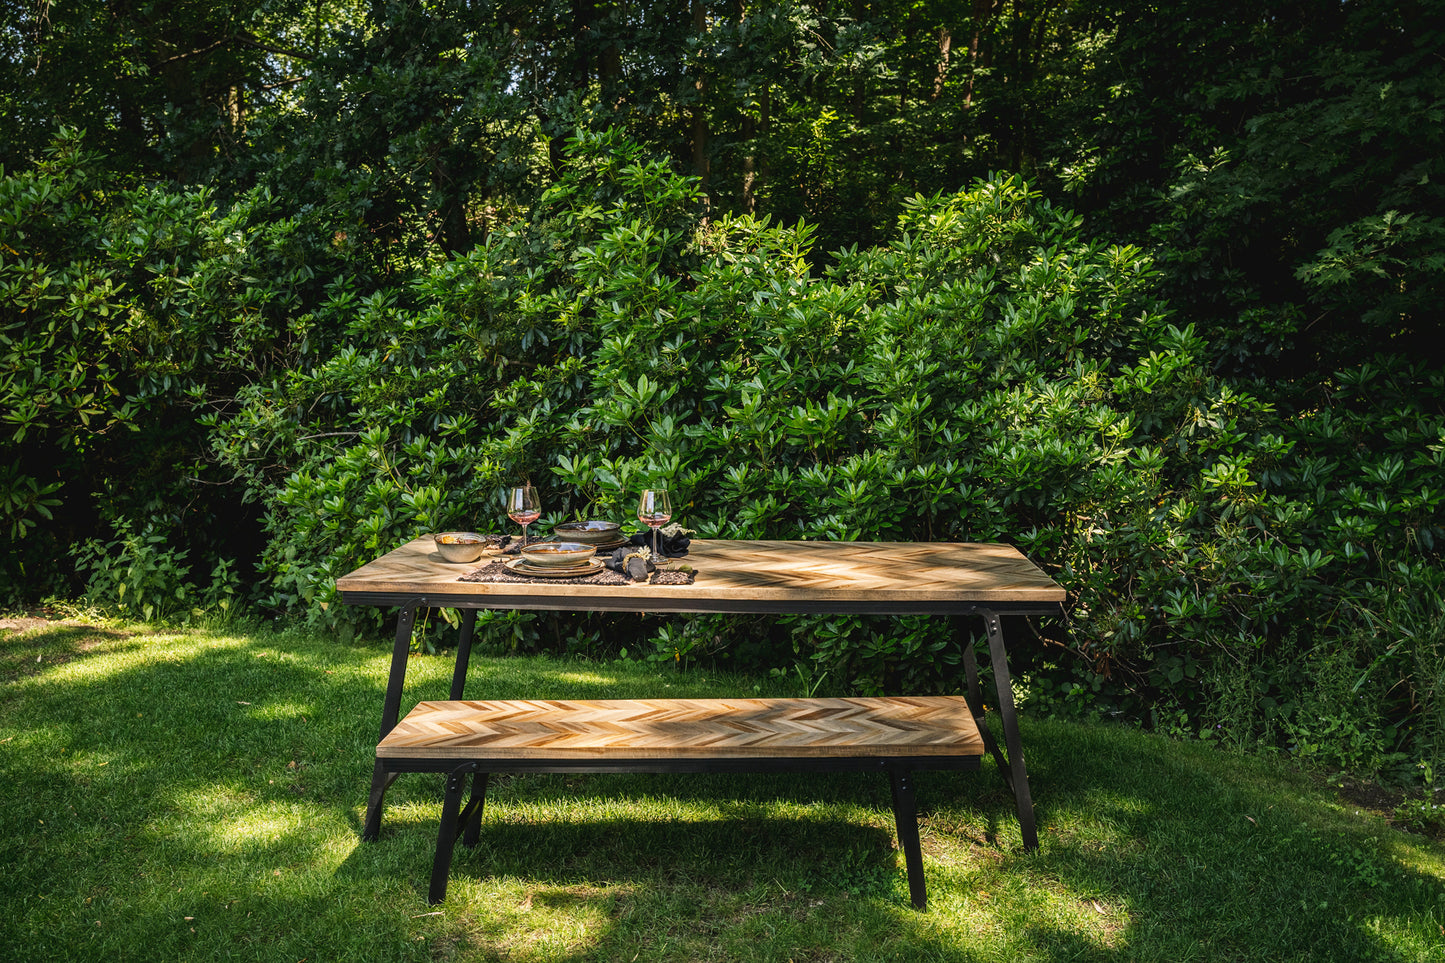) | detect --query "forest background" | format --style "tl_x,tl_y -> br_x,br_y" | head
2,0 -> 1442,786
